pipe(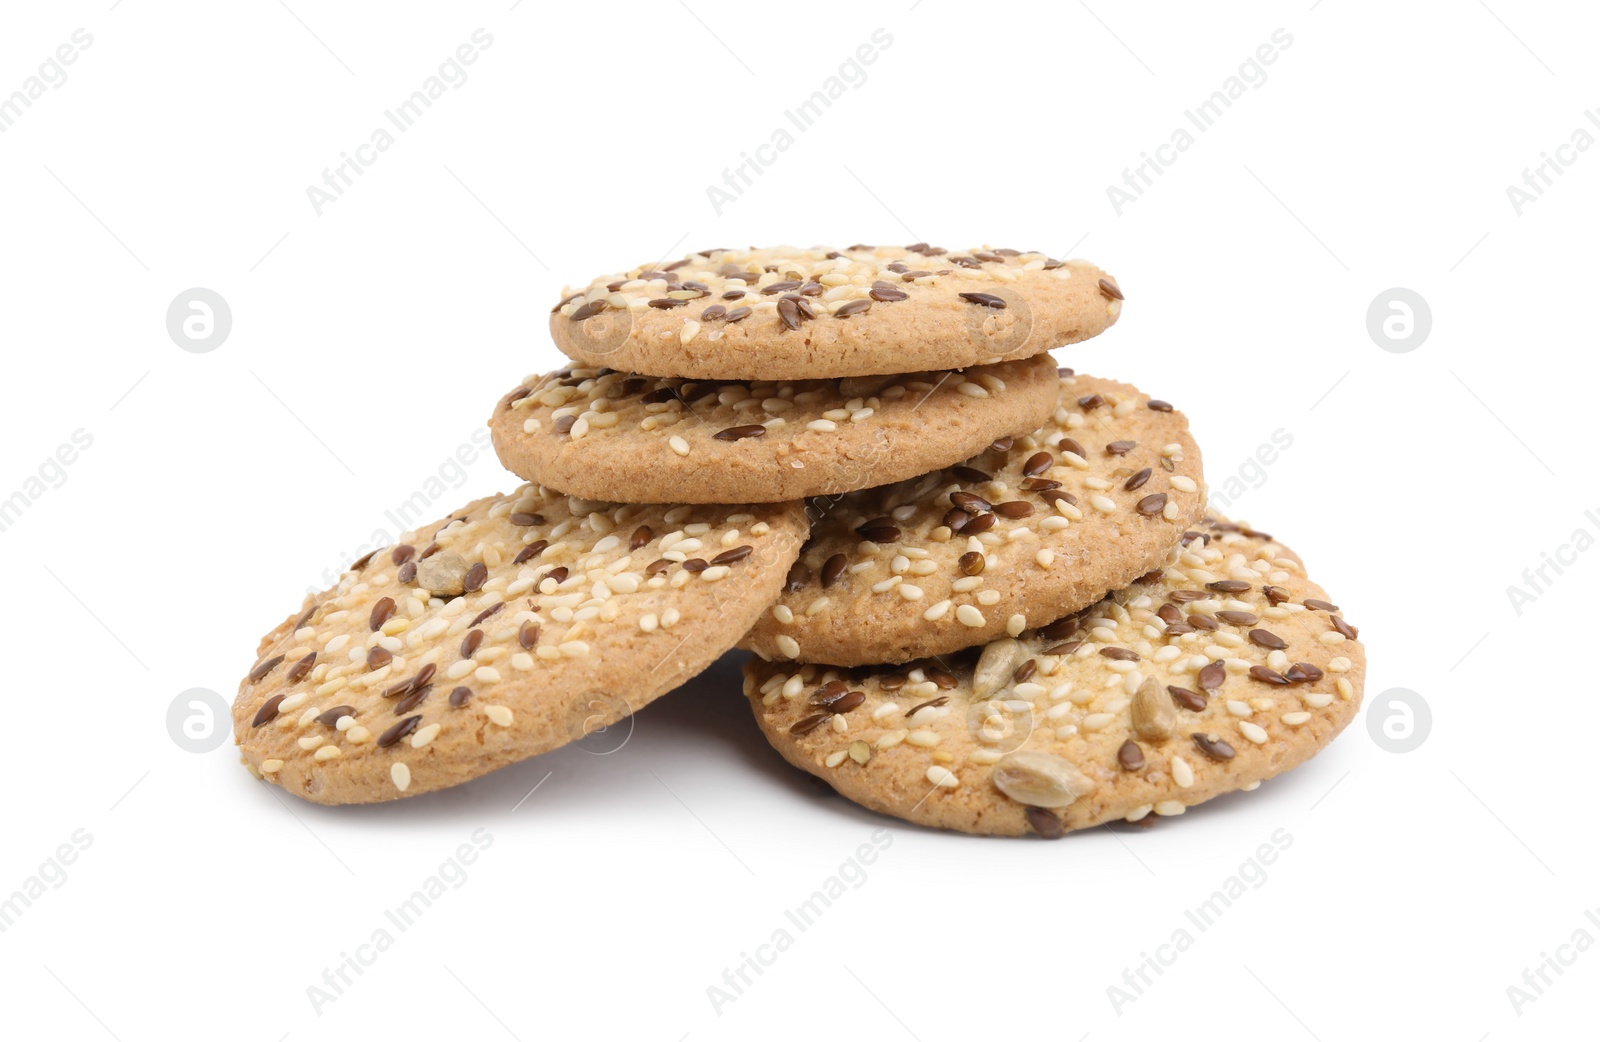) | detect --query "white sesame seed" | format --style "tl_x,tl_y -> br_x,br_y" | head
1090,495 -> 1117,514
825,750 -> 849,768
1302,692 -> 1333,708
346,726 -> 370,744
907,730 -> 941,748
1006,613 -> 1026,637
313,744 -> 342,761
559,641 -> 590,658
297,735 -> 324,751
872,703 -> 900,720
411,723 -> 442,748
898,584 -> 925,601
1172,757 -> 1194,788
475,666 -> 502,683
1081,713 -> 1114,731
669,435 -> 690,457
772,605 -> 794,624
806,419 -> 837,432
874,729 -> 908,750
923,600 -> 951,621
485,705 -> 514,726
776,635 -> 801,659
1154,800 -> 1186,816
1282,711 -> 1312,726
391,763 -> 411,791
1239,721 -> 1269,744
926,765 -> 960,788
977,590 -> 1001,607
956,605 -> 986,627
699,565 -> 730,582
260,759 -> 284,773
1171,475 -> 1197,493
957,382 -> 989,398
